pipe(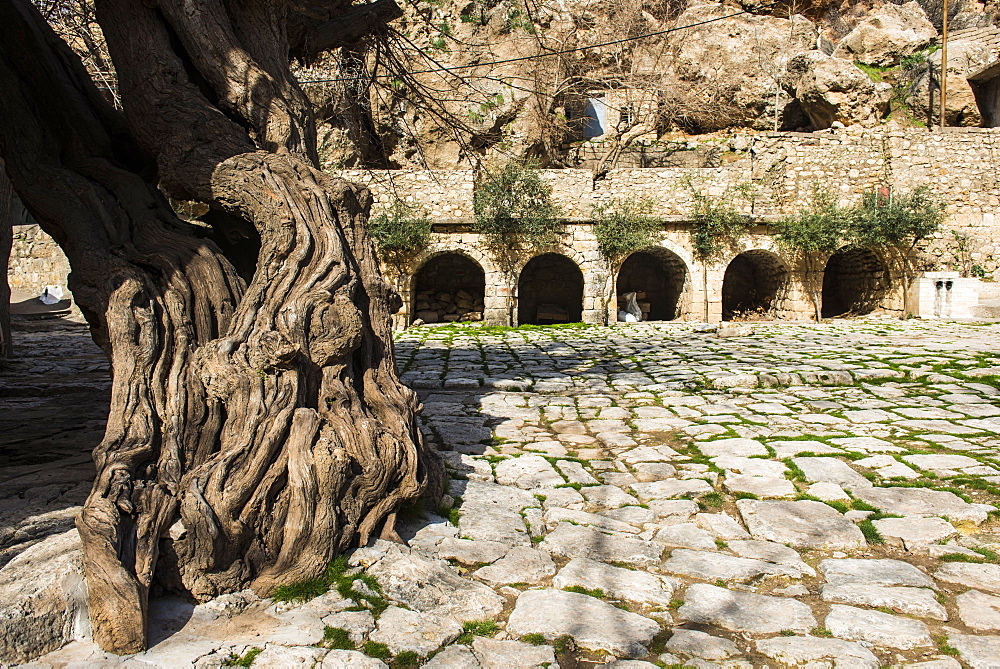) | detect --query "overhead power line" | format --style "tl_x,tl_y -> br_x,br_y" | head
298,0 -> 788,84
